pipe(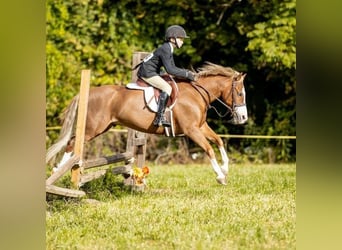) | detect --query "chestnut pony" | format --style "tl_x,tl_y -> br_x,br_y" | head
46,62 -> 248,185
